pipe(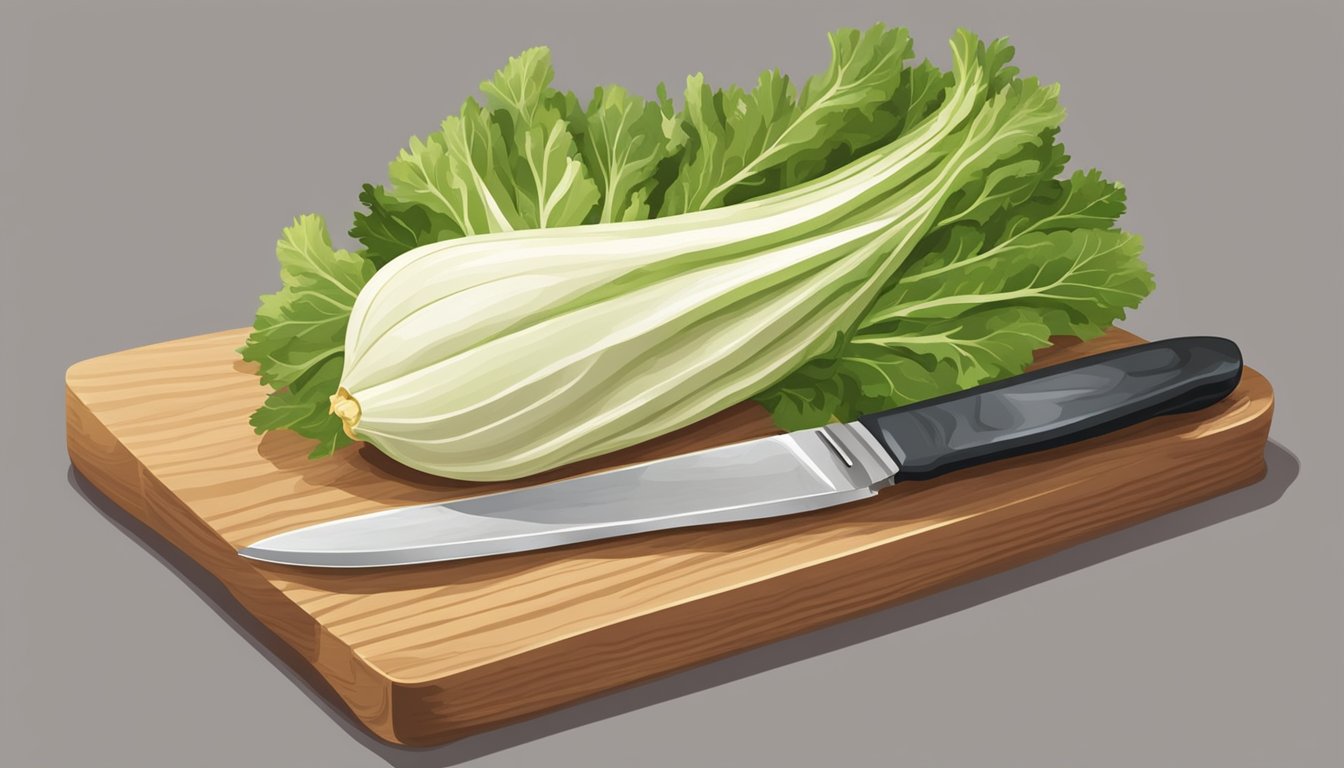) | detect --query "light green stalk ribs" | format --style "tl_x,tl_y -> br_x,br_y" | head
331,32 -> 1066,481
